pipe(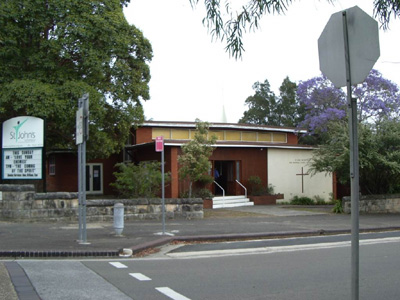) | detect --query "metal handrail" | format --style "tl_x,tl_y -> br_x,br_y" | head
214,181 -> 225,207
235,180 -> 247,198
